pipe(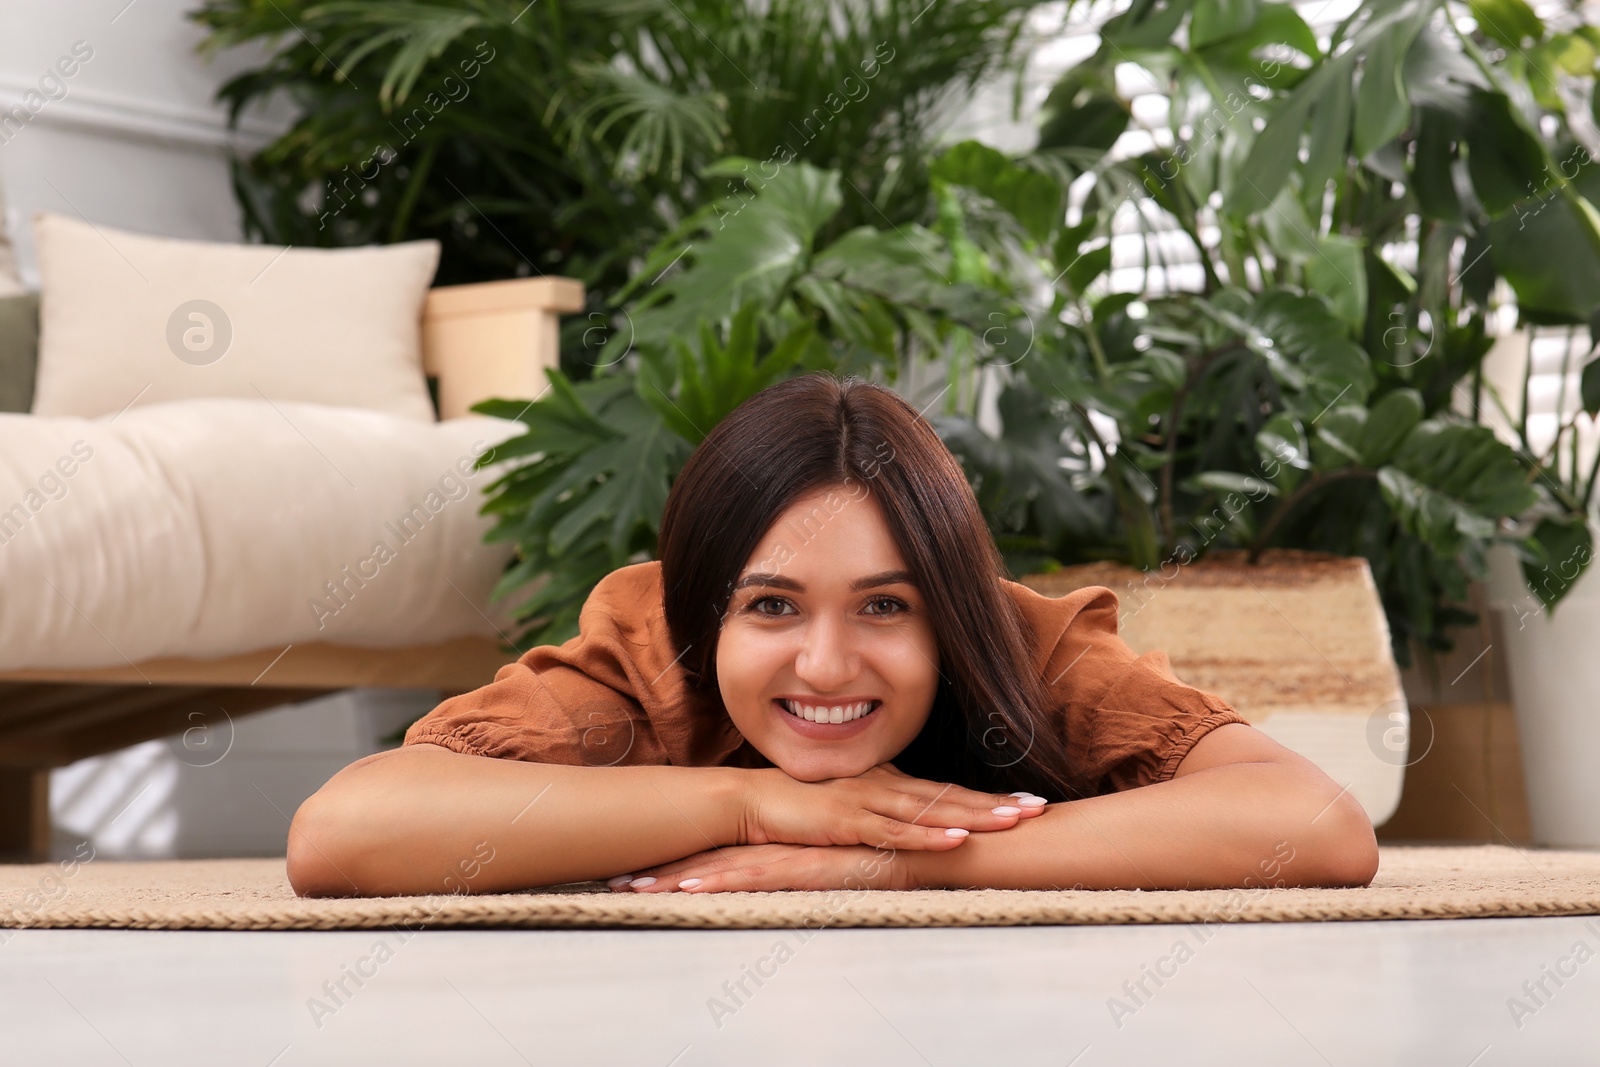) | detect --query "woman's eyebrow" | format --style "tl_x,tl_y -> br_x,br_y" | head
733,569 -> 918,593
